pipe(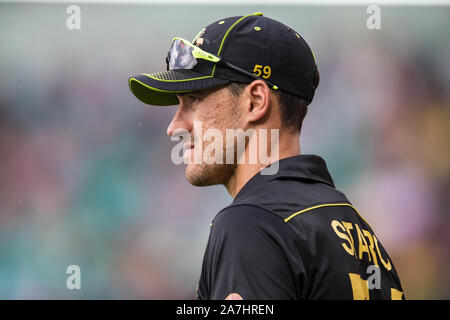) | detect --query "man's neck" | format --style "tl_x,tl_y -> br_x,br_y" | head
225,133 -> 301,198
